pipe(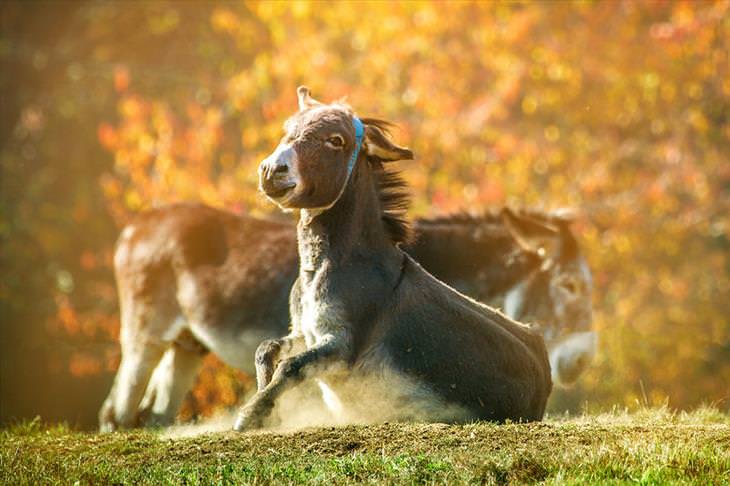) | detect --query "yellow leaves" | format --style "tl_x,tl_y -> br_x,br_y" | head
137,134 -> 155,156
99,174 -> 121,200
723,78 -> 730,97
118,95 -> 145,120
659,274 -> 689,301
521,95 -> 538,115
199,183 -> 223,208
672,1 -> 696,27
228,71 -> 258,110
241,128 -> 259,150
501,7 -> 538,43
687,109 -> 709,133
412,4 -> 438,30
146,7 -> 180,35
124,189 -> 142,210
544,125 -> 560,142
252,0 -> 292,23
686,82 -> 703,100
154,154 -> 173,174
640,72 -> 660,104
210,7 -> 240,34
614,235 -> 632,256
547,63 -> 570,82
291,0 -> 310,19
640,72 -> 660,91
